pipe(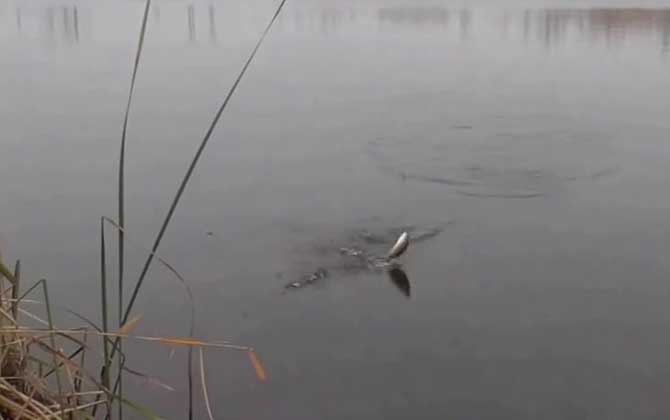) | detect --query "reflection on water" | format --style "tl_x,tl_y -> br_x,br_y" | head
387,267 -> 411,298
530,8 -> 670,51
208,4 -> 216,43
171,3 -> 221,44
378,6 -> 450,26
3,2 -> 670,53
187,4 -> 195,43
15,7 -> 21,34
459,9 -> 472,40
11,5 -> 81,45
